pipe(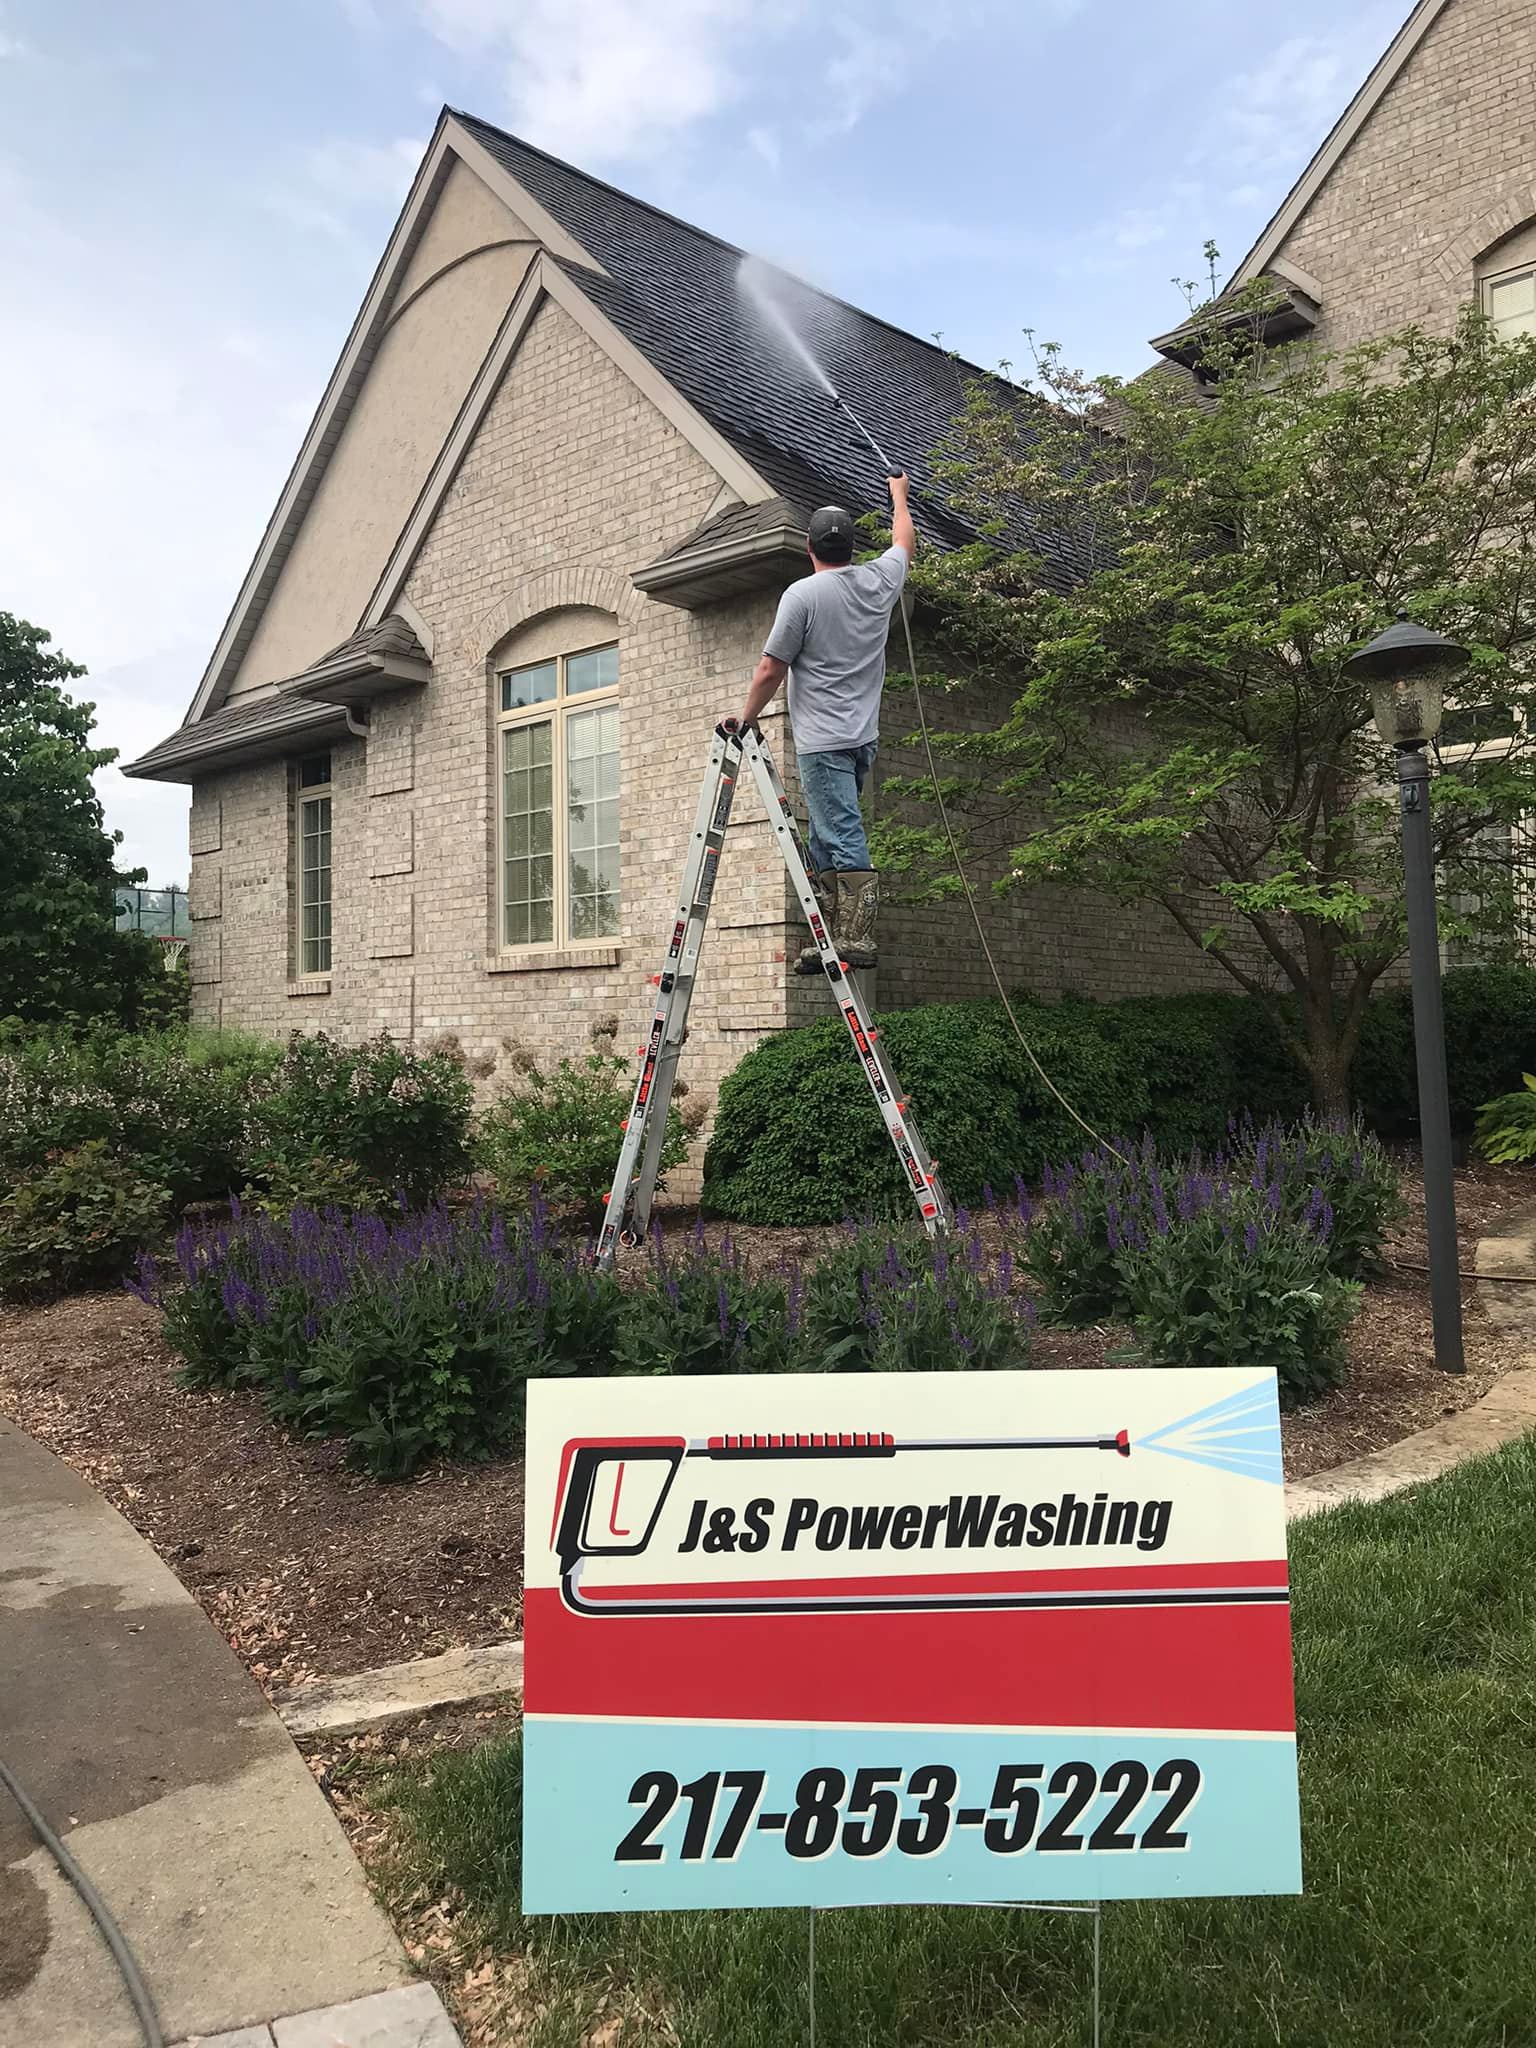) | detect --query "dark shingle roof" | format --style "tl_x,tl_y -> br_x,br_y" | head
123,617 -> 427,780
456,113 -> 1087,582
310,615 -> 429,669
124,693 -> 345,782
